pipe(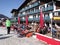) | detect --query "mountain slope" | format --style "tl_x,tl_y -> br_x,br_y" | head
0,14 -> 9,19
